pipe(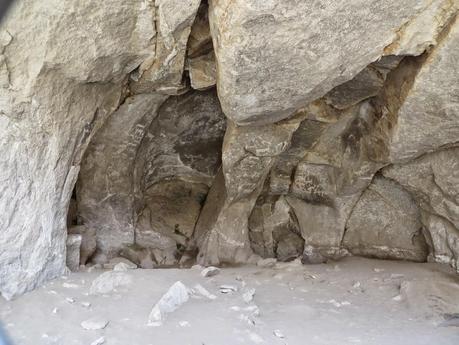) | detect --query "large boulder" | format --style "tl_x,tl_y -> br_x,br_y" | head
208,0 -> 455,124
343,176 -> 428,261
